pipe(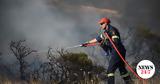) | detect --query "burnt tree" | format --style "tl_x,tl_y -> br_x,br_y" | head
10,40 -> 36,80
40,48 -> 68,83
